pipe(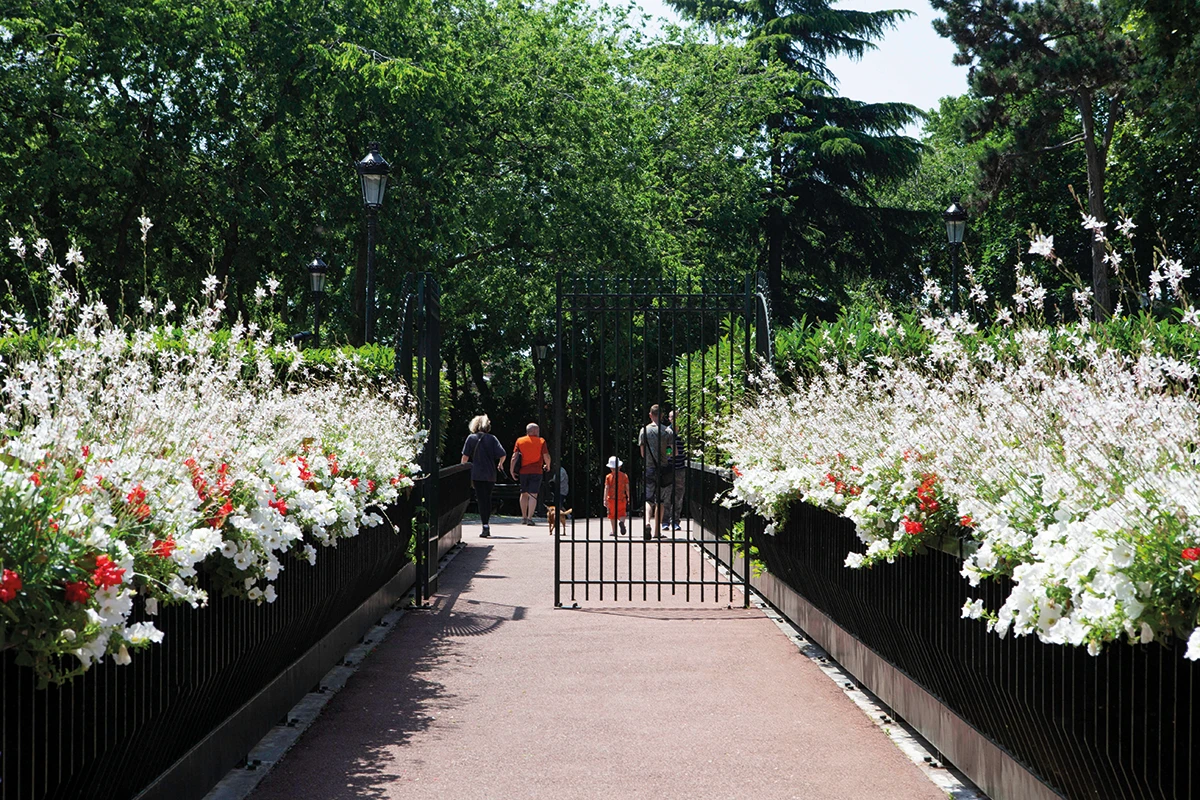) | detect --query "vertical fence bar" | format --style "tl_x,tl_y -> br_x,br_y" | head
554,273 -> 564,607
